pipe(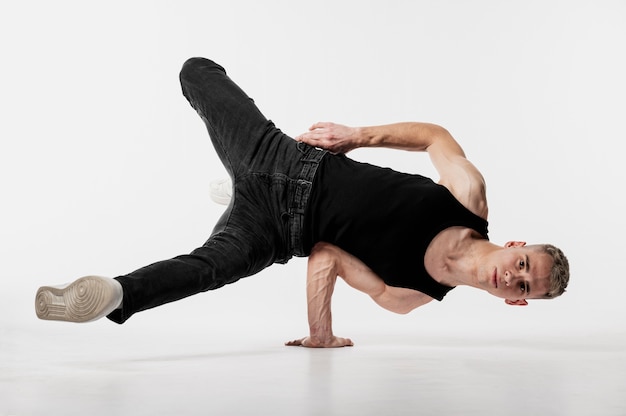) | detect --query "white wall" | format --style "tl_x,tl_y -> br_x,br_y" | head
2,0 -> 624,341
